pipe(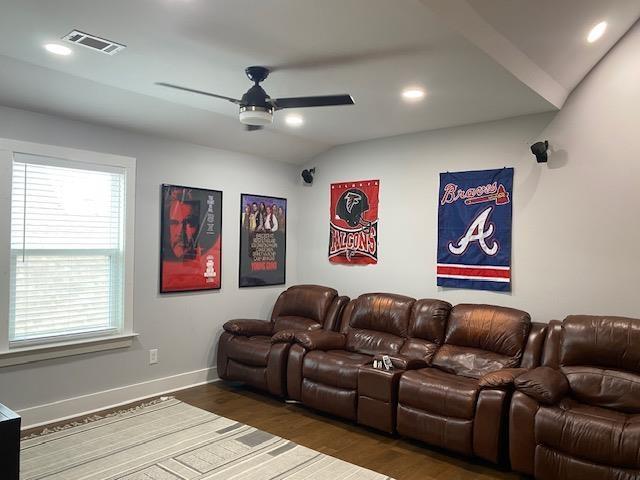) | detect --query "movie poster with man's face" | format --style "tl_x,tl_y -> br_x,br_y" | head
239,194 -> 286,287
160,184 -> 222,293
